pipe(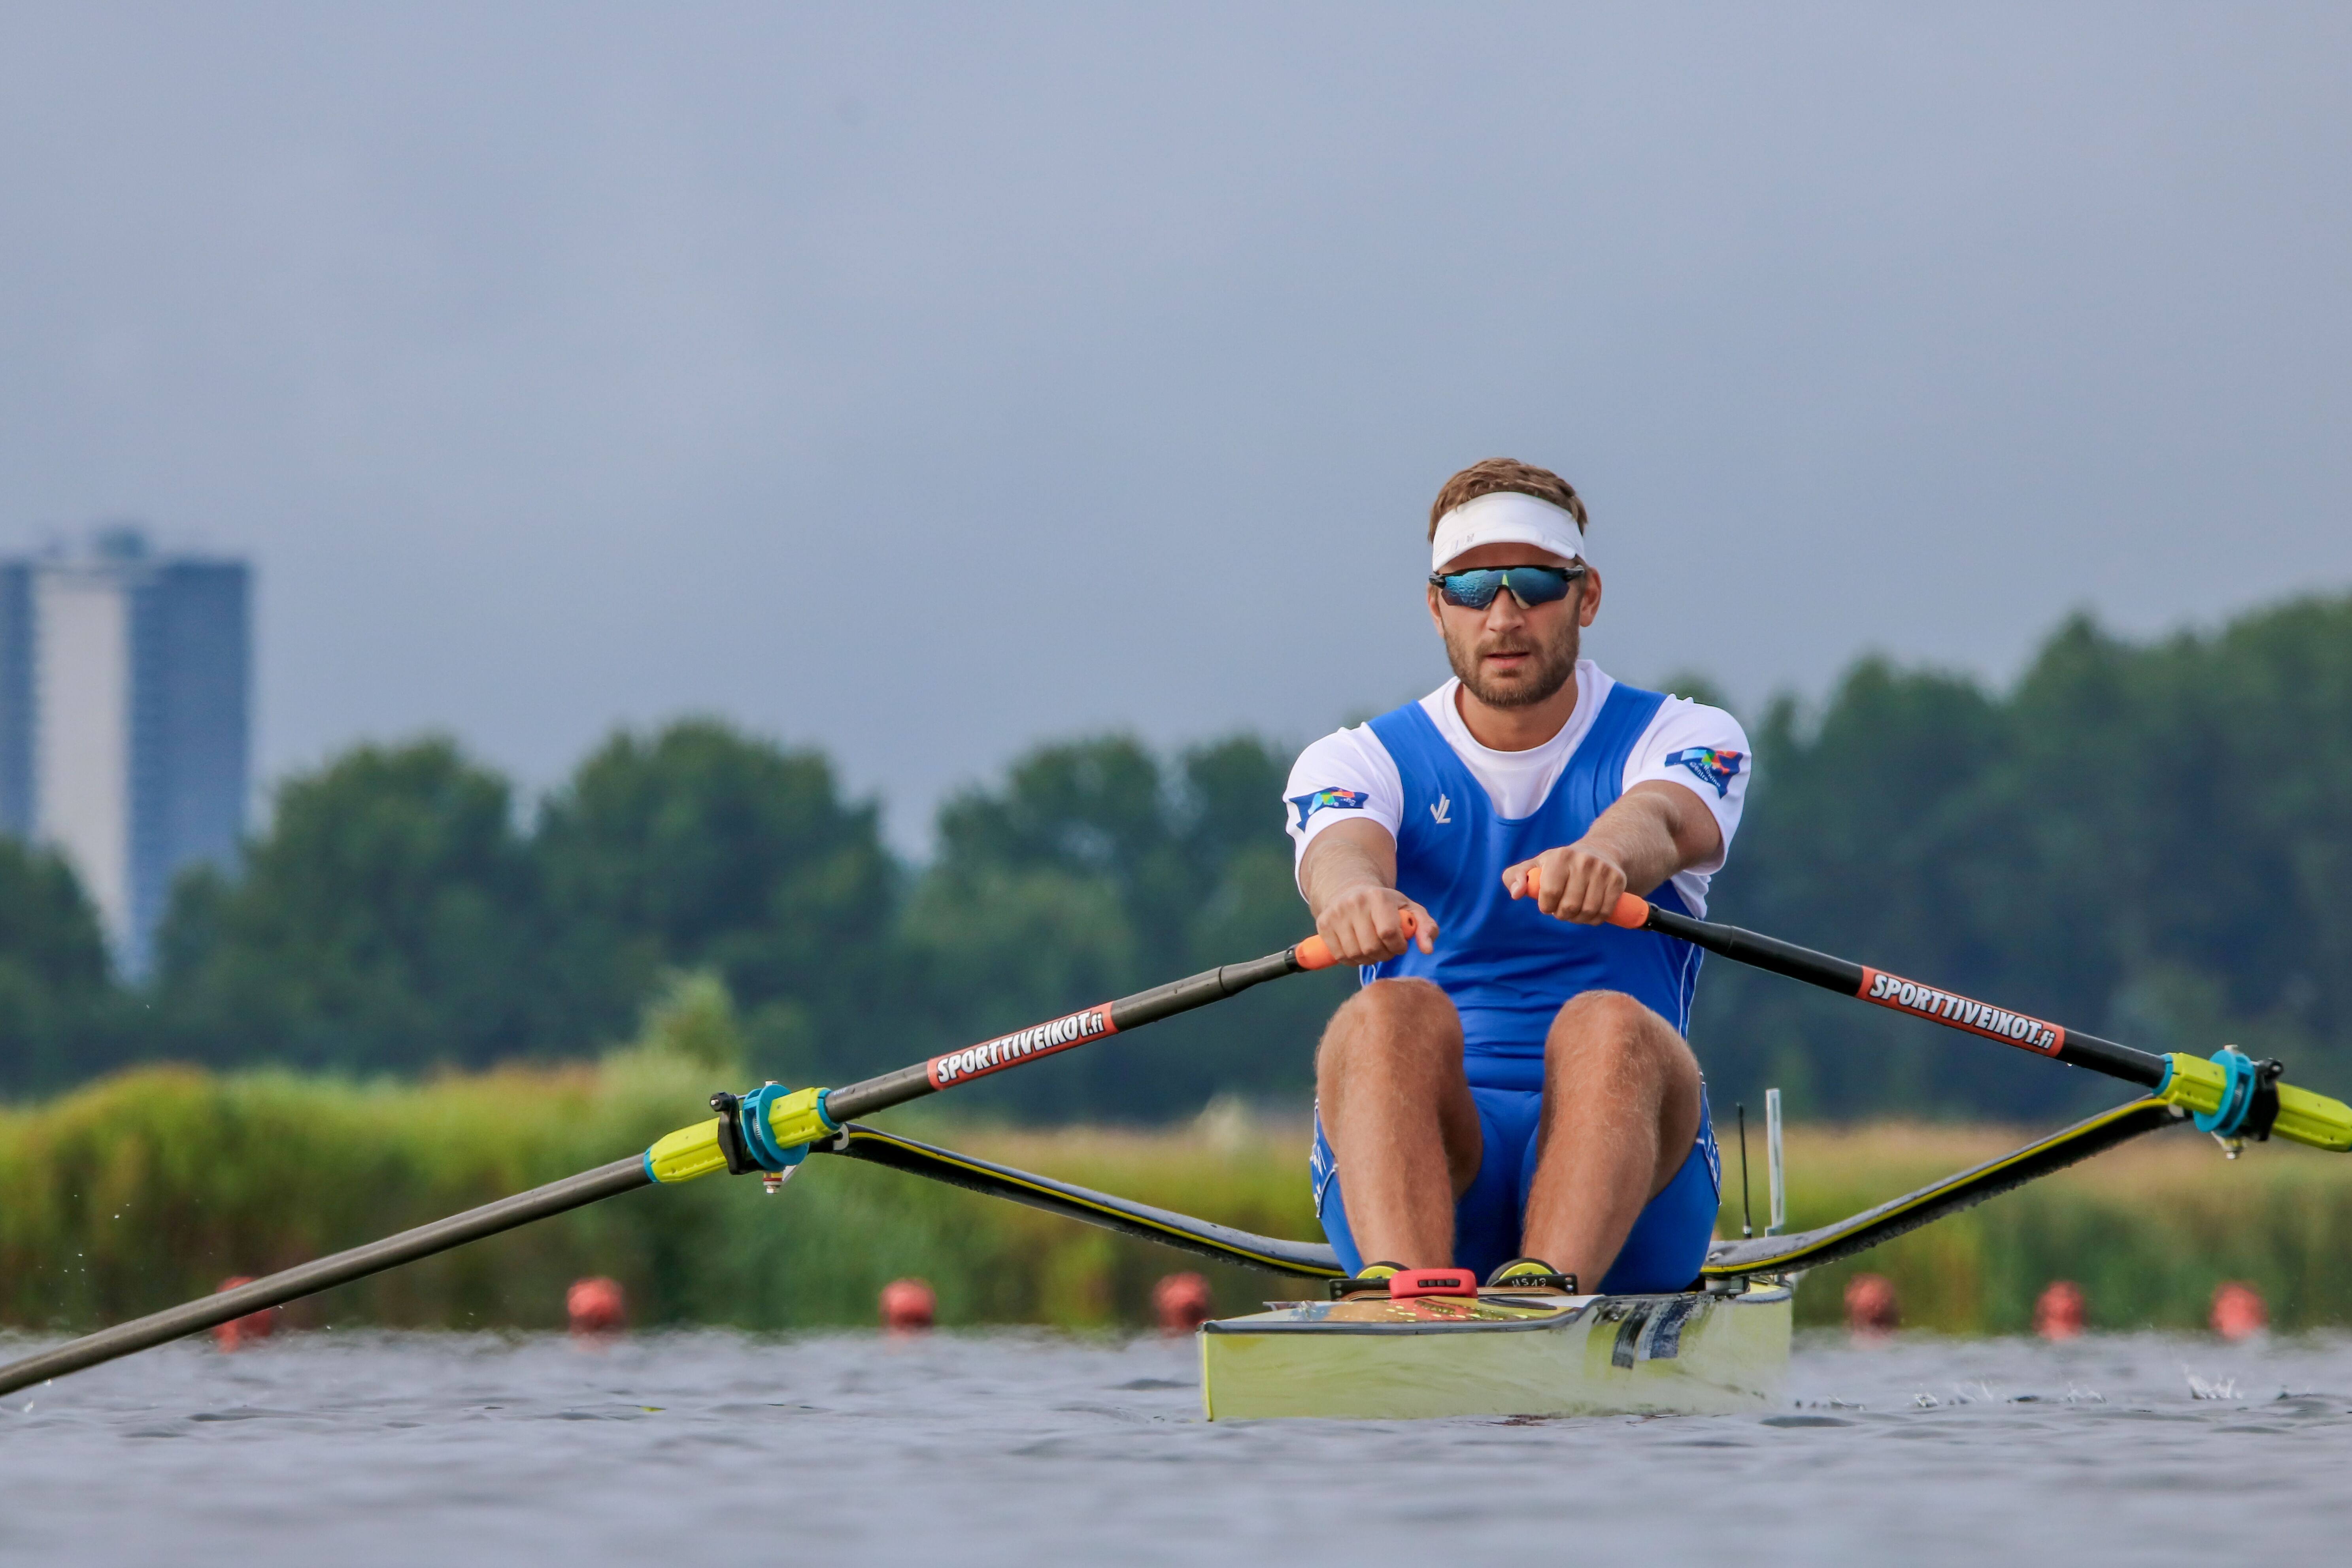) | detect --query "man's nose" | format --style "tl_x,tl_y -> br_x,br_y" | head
1483,591 -> 1528,630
